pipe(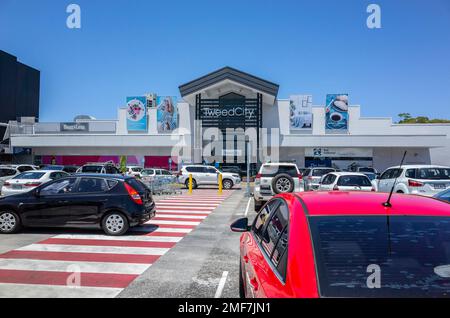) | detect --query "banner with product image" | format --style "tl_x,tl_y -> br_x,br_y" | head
126,96 -> 148,132
290,95 -> 313,130
325,94 -> 349,131
157,96 -> 178,133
